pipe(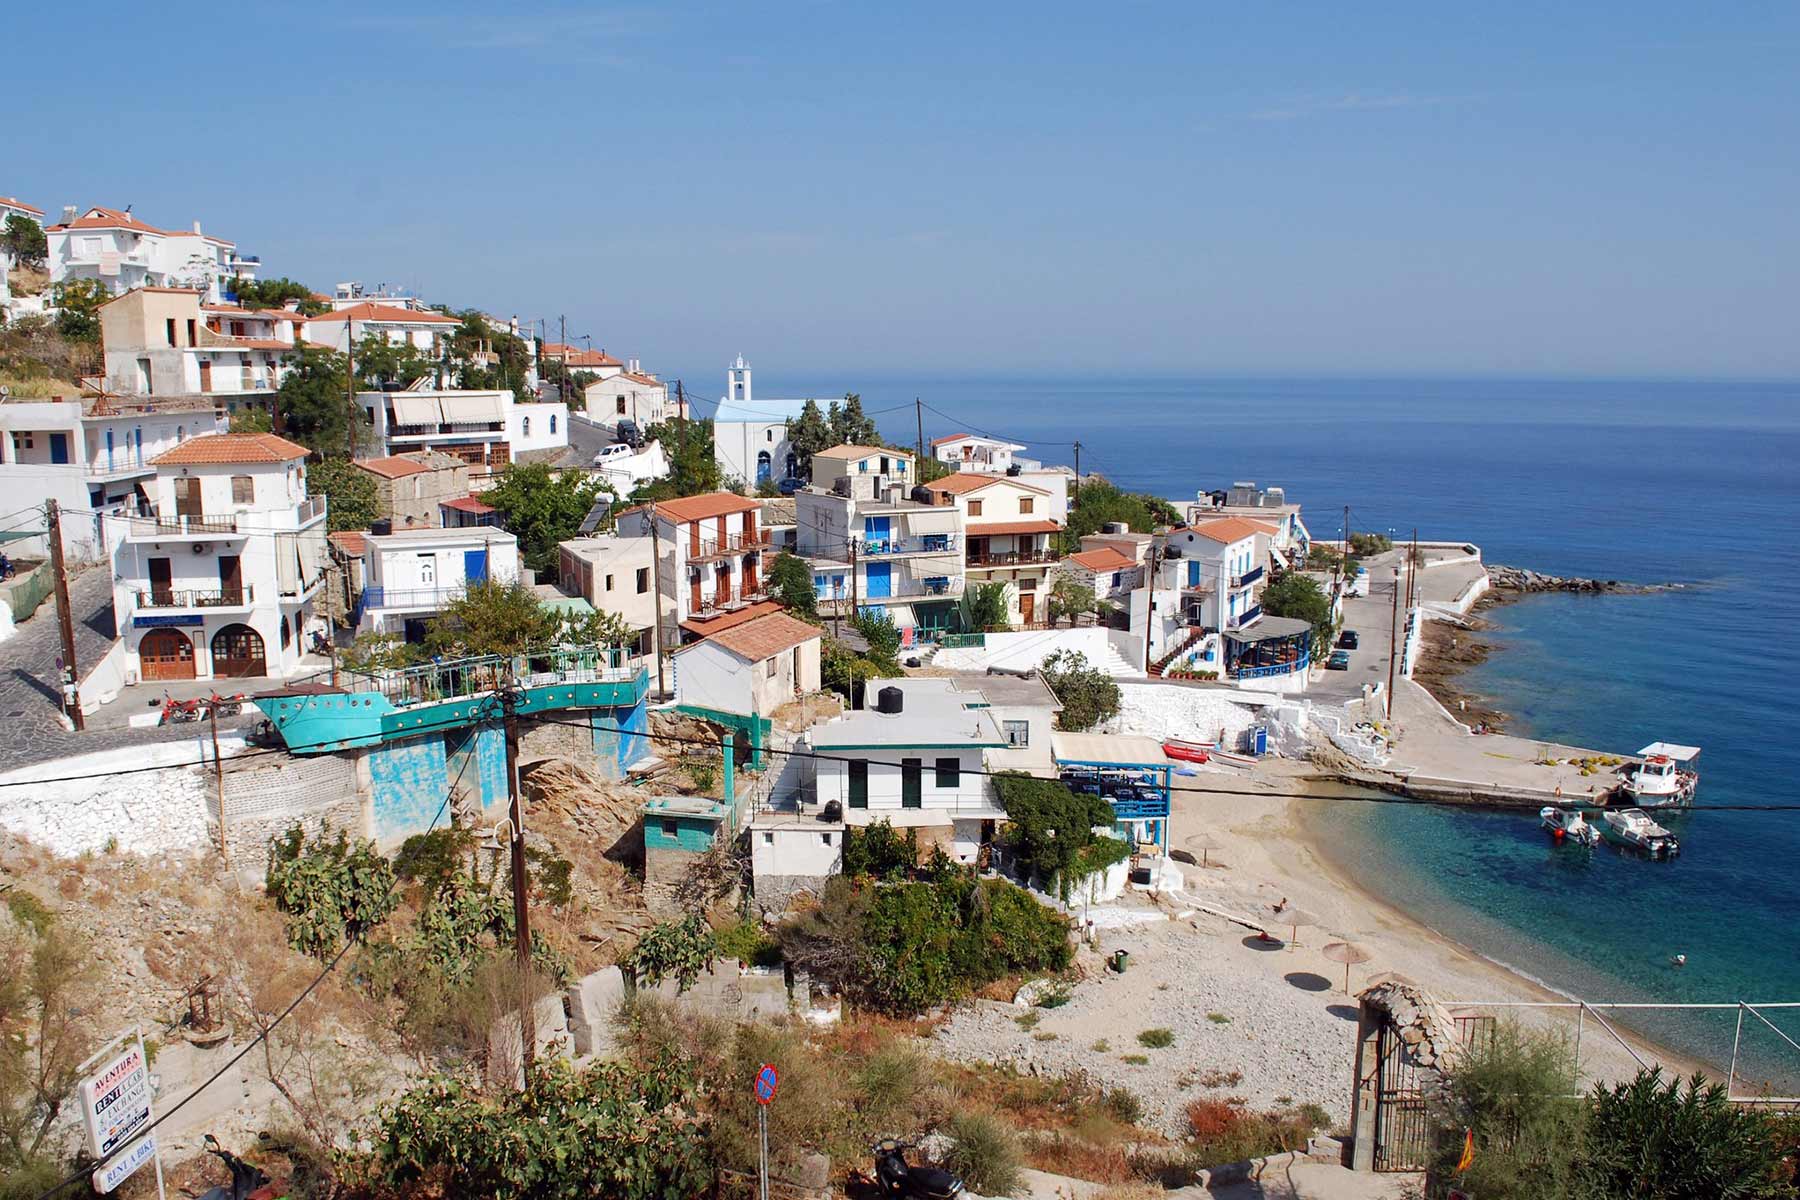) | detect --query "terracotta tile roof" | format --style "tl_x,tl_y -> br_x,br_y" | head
964,519 -> 1061,537
152,432 -> 312,466
328,530 -> 369,557
676,611 -> 820,661
164,231 -> 235,246
1070,547 -> 1135,572
543,342 -> 622,368
929,474 -> 1001,495
441,495 -> 495,514
310,302 -> 458,325
628,491 -> 762,524
0,196 -> 45,216
679,599 -> 784,636
353,456 -> 431,480
1183,517 -> 1271,545
203,305 -> 306,322
929,432 -> 974,447
46,206 -> 167,235
616,371 -> 662,387
813,443 -> 905,461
